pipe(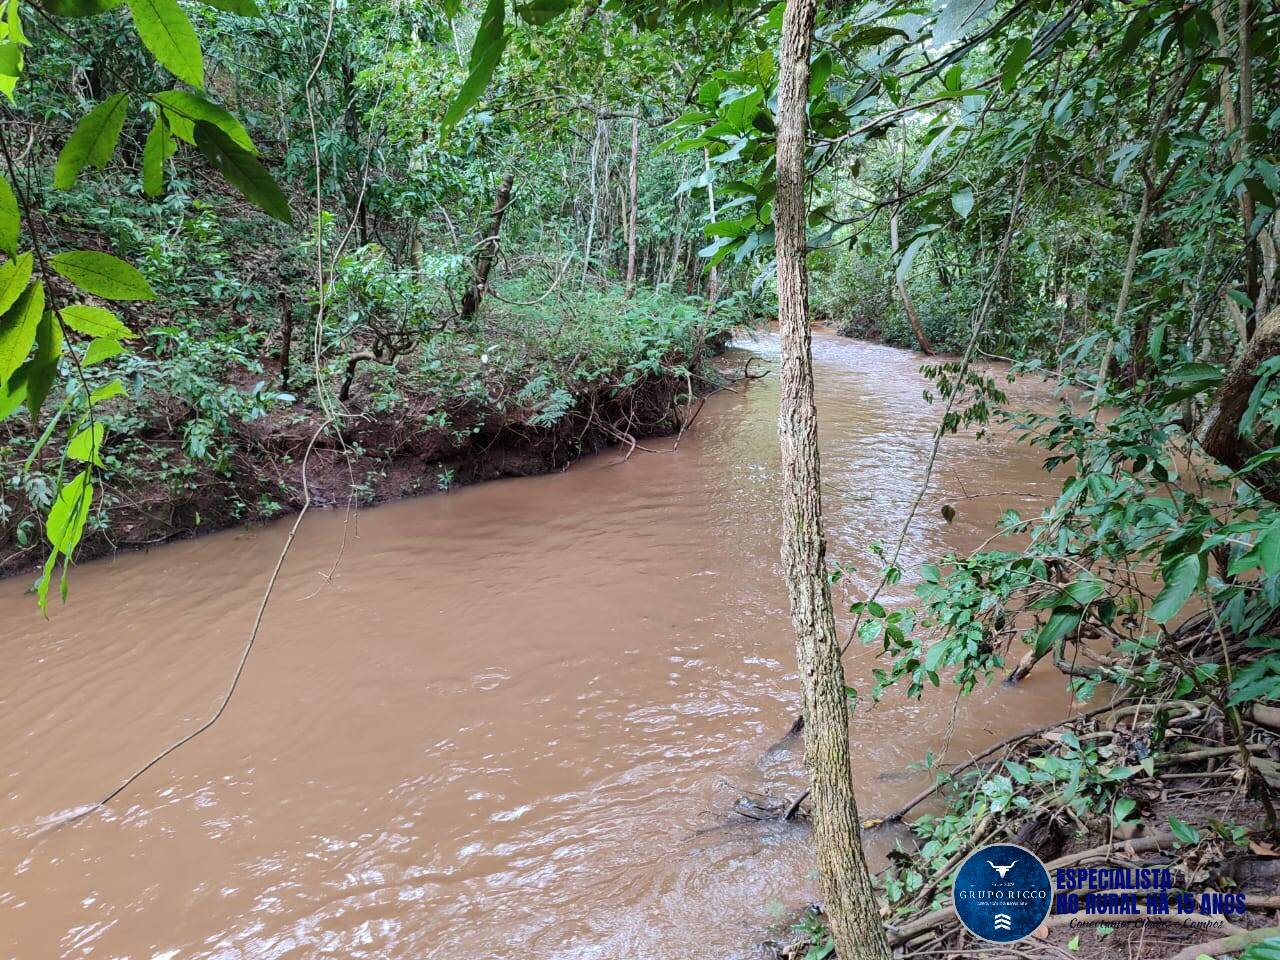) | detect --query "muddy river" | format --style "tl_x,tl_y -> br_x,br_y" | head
2,332 -> 1077,959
